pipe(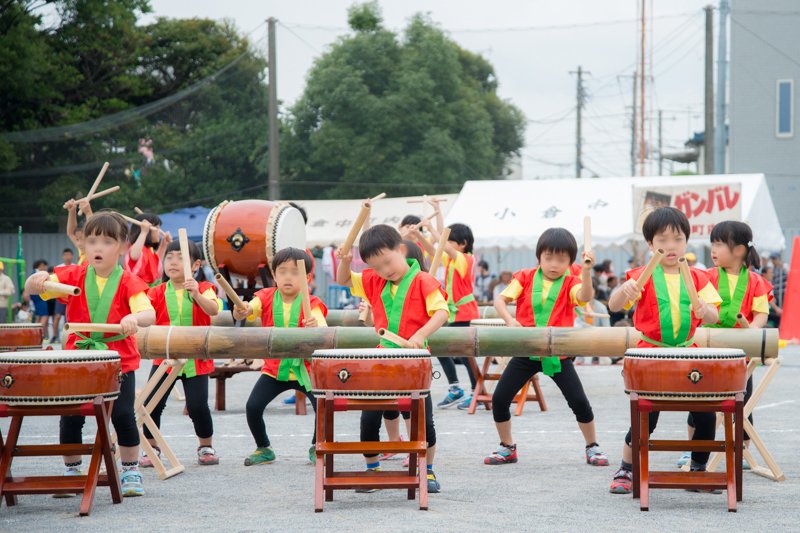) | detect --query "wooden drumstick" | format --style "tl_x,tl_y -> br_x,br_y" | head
341,201 -> 372,252
678,257 -> 702,312
214,273 -> 247,311
121,214 -> 167,236
635,249 -> 665,291
134,207 -> 144,215
78,162 -> 110,215
736,313 -> 750,329
178,228 -> 193,282
415,211 -> 441,230
64,322 -> 124,334
358,303 -> 371,324
378,328 -> 413,349
583,216 -> 593,264
43,281 -> 81,297
427,227 -> 451,275
407,197 -> 449,203
72,185 -> 120,207
296,259 -> 313,320
369,192 -> 387,202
